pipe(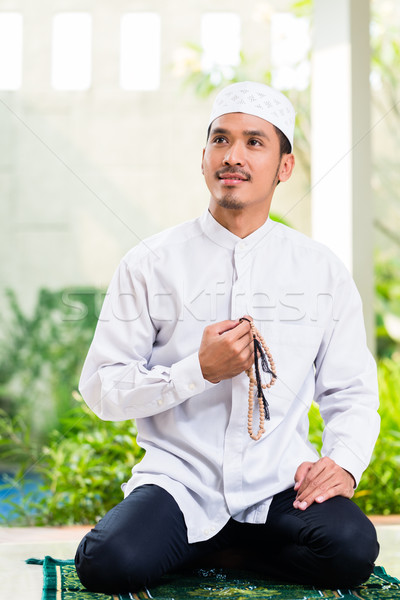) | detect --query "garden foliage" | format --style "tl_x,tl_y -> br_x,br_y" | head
0,288 -> 145,525
0,283 -> 399,525
1,0 -> 400,525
